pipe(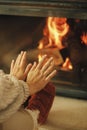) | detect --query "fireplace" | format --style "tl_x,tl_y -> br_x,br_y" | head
0,0 -> 87,99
